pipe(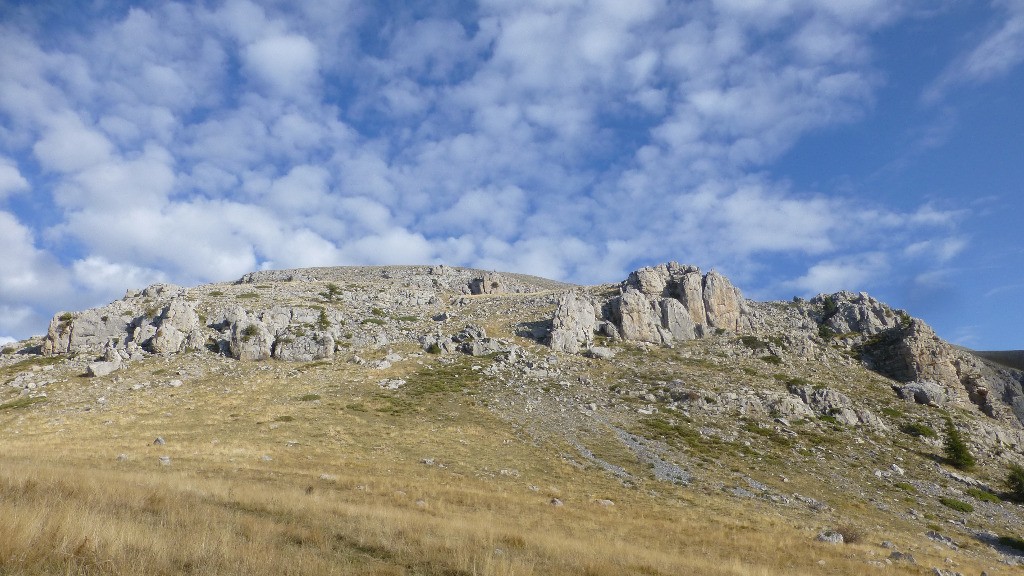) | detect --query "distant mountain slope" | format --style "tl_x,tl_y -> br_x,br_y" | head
972,350 -> 1024,372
